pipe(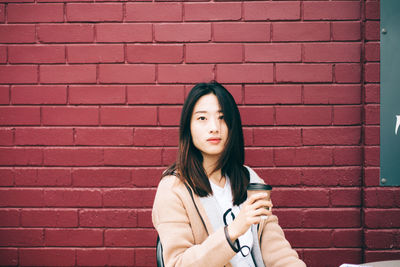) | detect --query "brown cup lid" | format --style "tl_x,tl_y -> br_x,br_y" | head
247,183 -> 272,191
